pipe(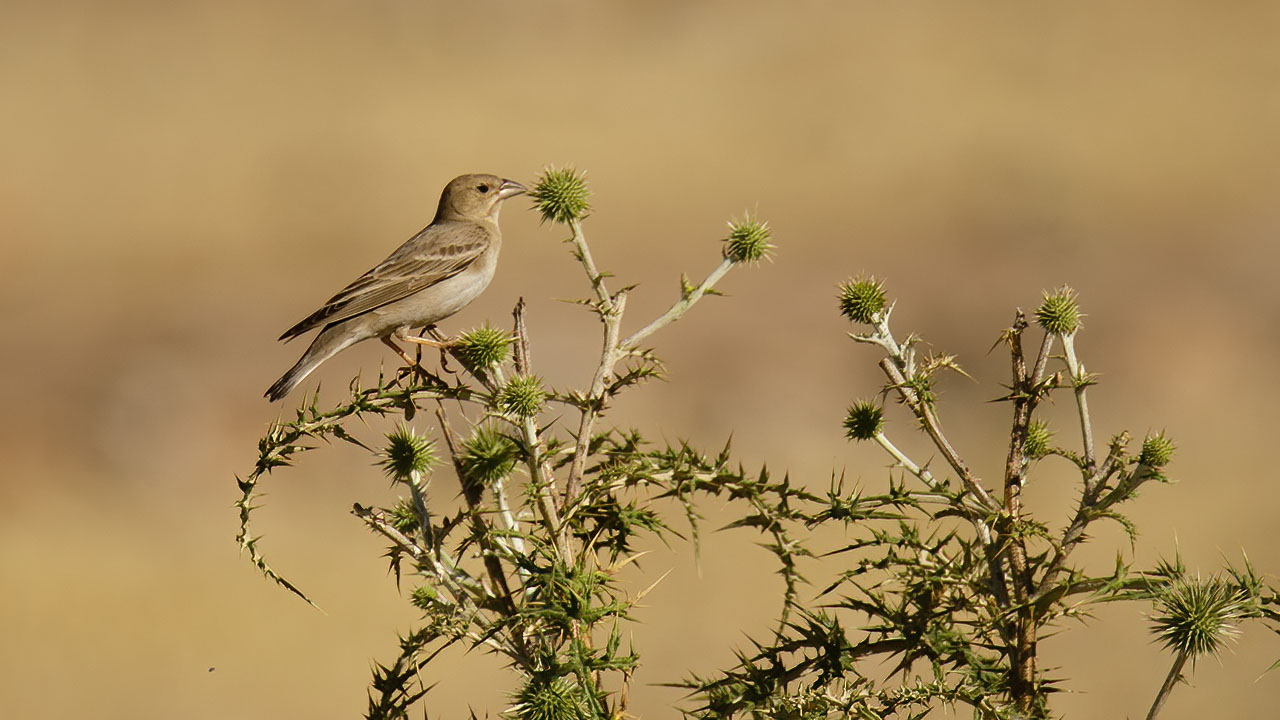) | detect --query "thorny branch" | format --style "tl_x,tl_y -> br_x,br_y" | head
239,179 -> 1279,720
239,170 -> 772,719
